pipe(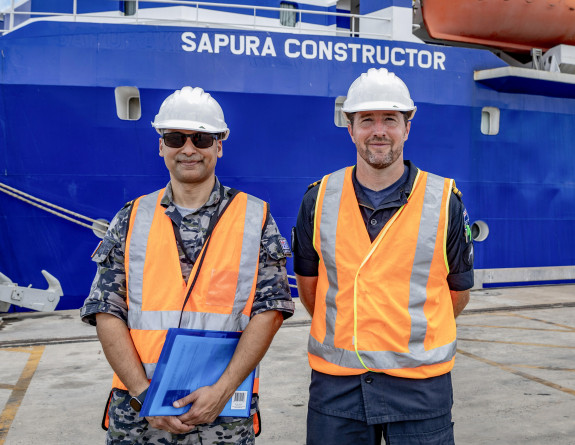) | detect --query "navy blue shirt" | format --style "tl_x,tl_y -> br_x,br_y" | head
293,161 -> 474,291
357,163 -> 409,210
292,161 -> 473,423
